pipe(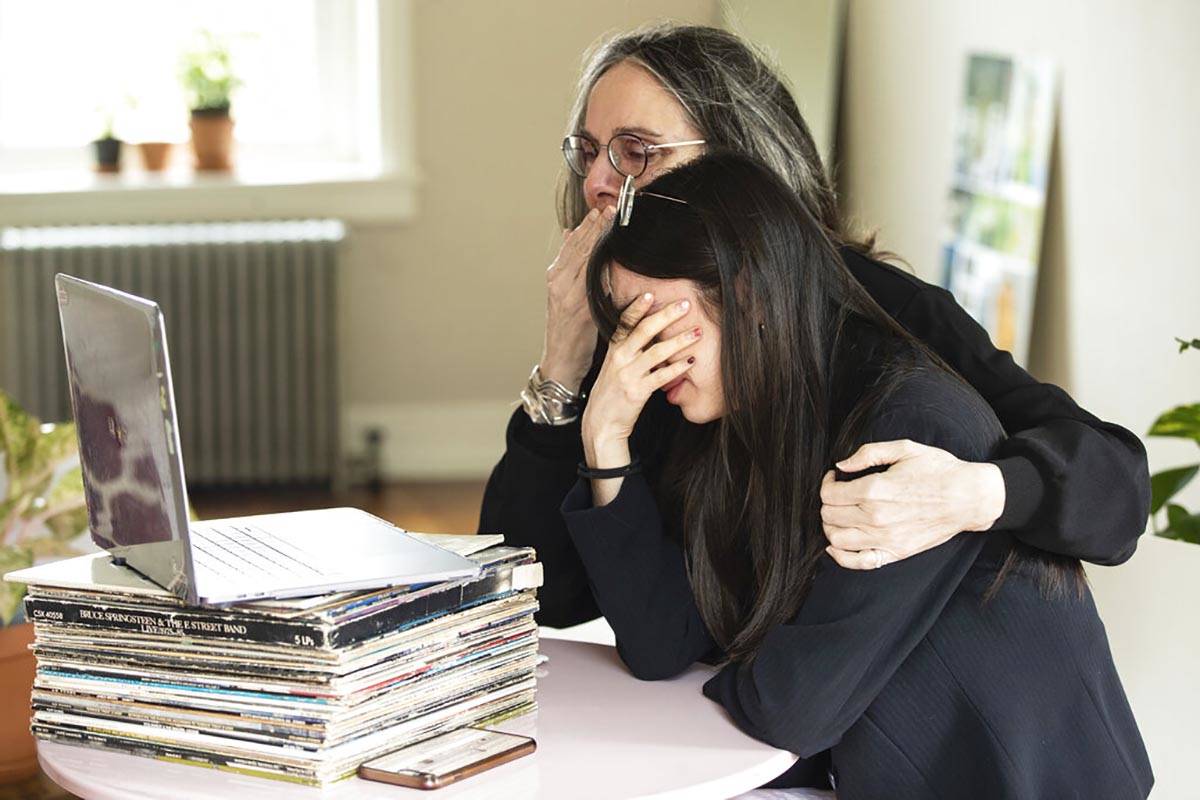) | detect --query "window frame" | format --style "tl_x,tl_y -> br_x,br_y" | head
0,0 -> 418,226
